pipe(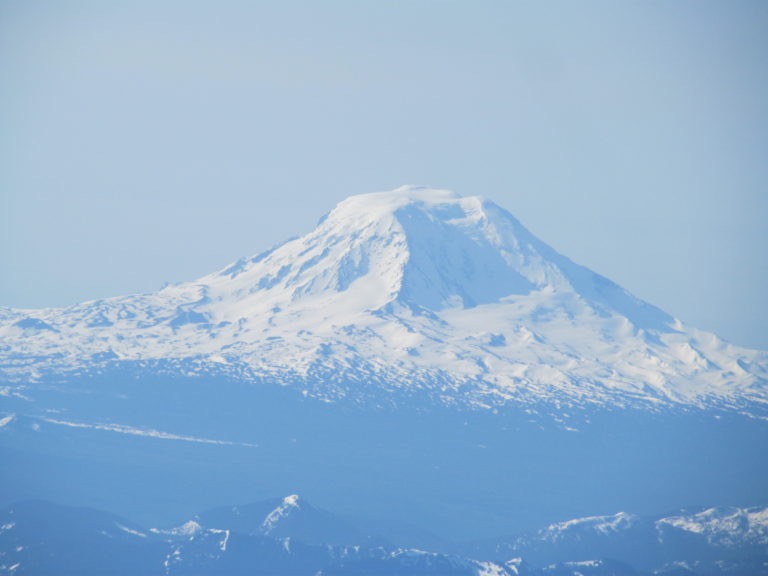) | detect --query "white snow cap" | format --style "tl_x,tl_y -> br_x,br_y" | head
1,185 -> 766,416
